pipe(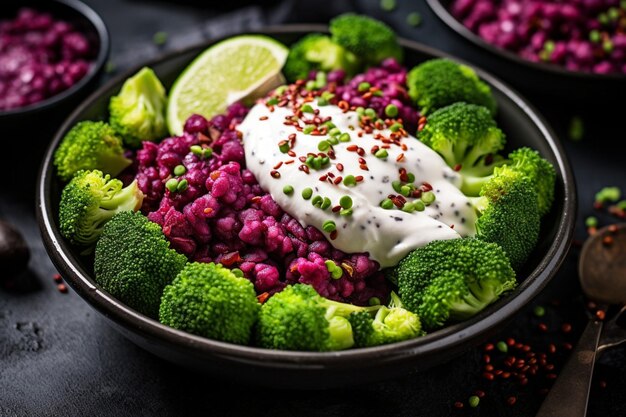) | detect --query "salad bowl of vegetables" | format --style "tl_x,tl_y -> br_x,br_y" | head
37,16 -> 575,387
